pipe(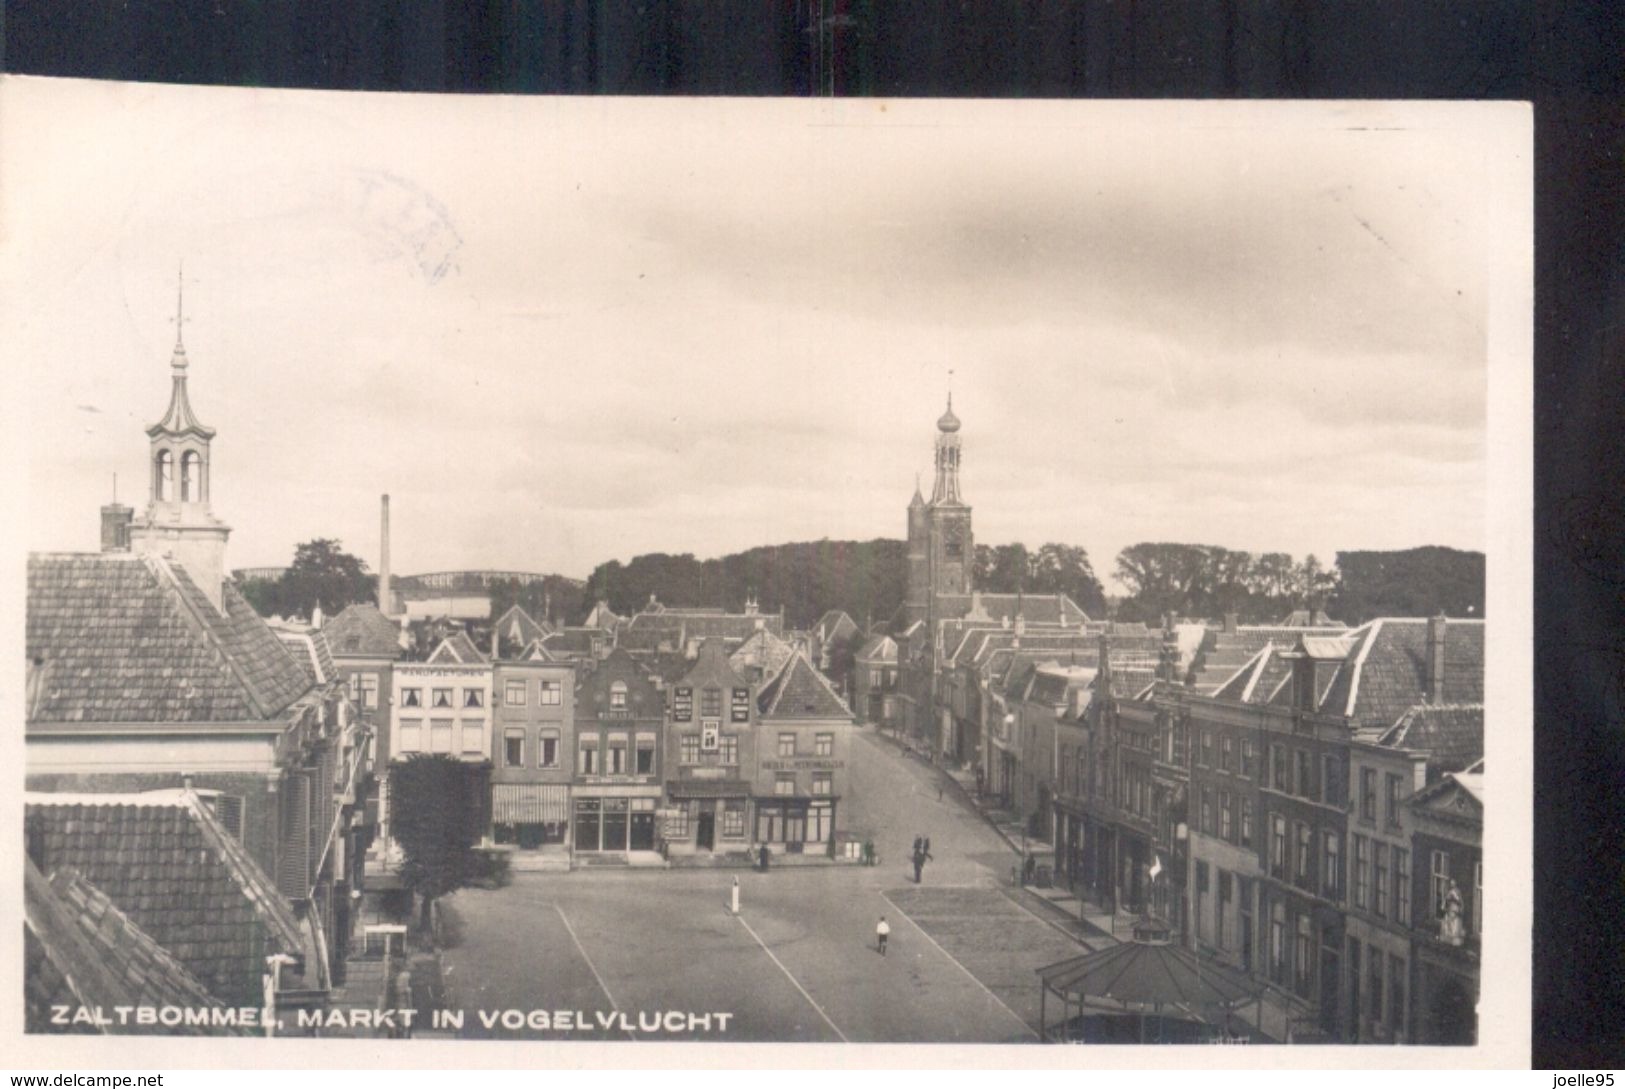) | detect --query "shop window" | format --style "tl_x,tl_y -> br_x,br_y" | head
505,680 -> 527,706
666,808 -> 689,838
808,802 -> 833,843
722,804 -> 745,838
